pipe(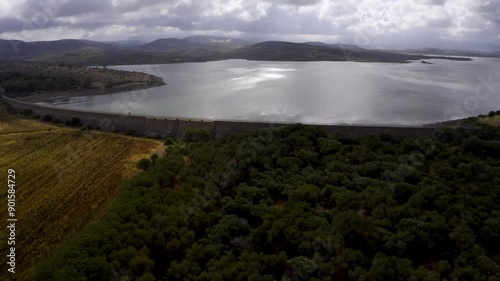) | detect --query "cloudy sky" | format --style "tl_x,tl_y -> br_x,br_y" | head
0,0 -> 498,50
